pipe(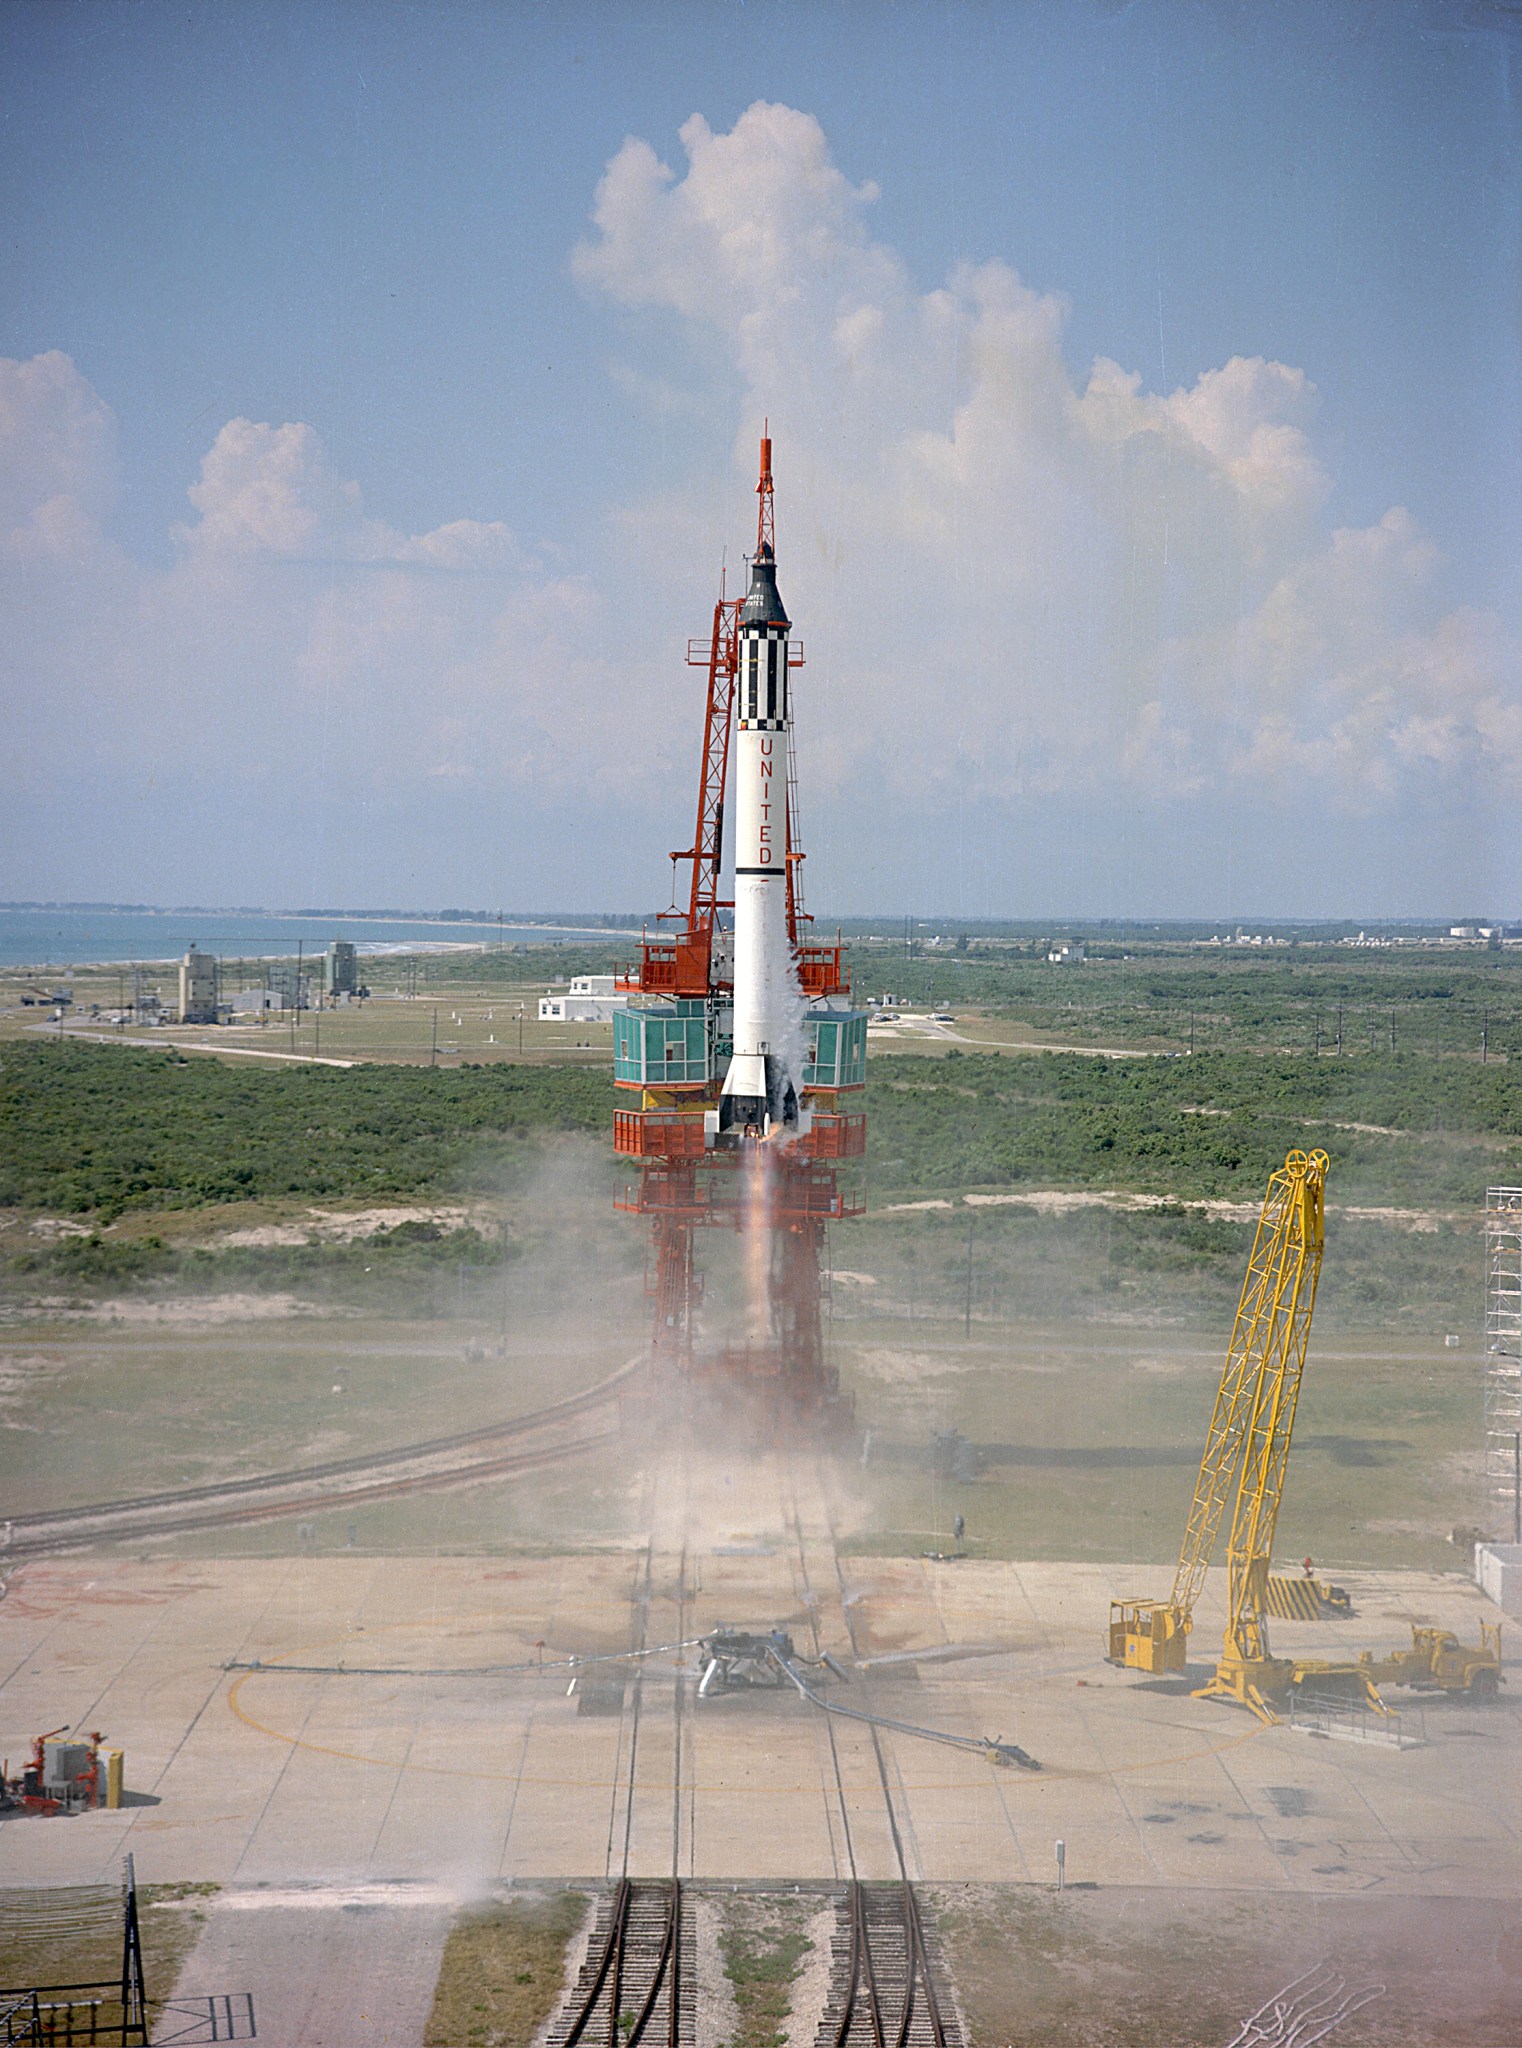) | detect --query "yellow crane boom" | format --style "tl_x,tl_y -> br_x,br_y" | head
1108,1150 -> 1328,1684
1194,1149 -> 1328,1719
